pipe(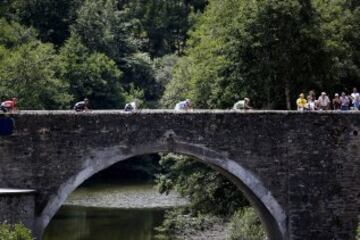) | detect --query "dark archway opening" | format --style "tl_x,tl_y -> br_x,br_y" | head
43,155 -> 173,240
38,144 -> 286,240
